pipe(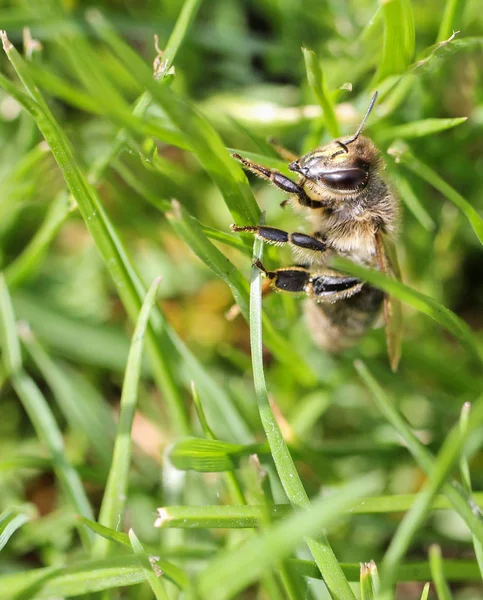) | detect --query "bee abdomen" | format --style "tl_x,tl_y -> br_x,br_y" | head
304,285 -> 384,351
